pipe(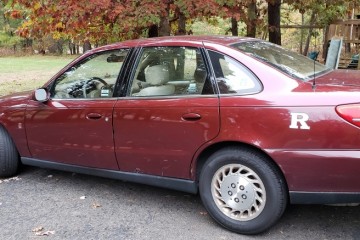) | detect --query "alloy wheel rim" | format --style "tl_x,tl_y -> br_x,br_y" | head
211,164 -> 266,221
